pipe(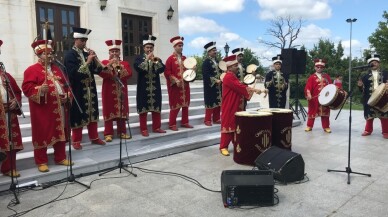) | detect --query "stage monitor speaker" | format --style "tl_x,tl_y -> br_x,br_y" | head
294,49 -> 307,74
281,48 -> 297,75
255,146 -> 305,183
221,170 -> 274,207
